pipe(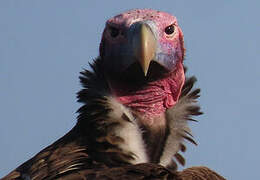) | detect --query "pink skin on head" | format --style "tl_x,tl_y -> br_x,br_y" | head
107,9 -> 177,29
102,9 -> 185,124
